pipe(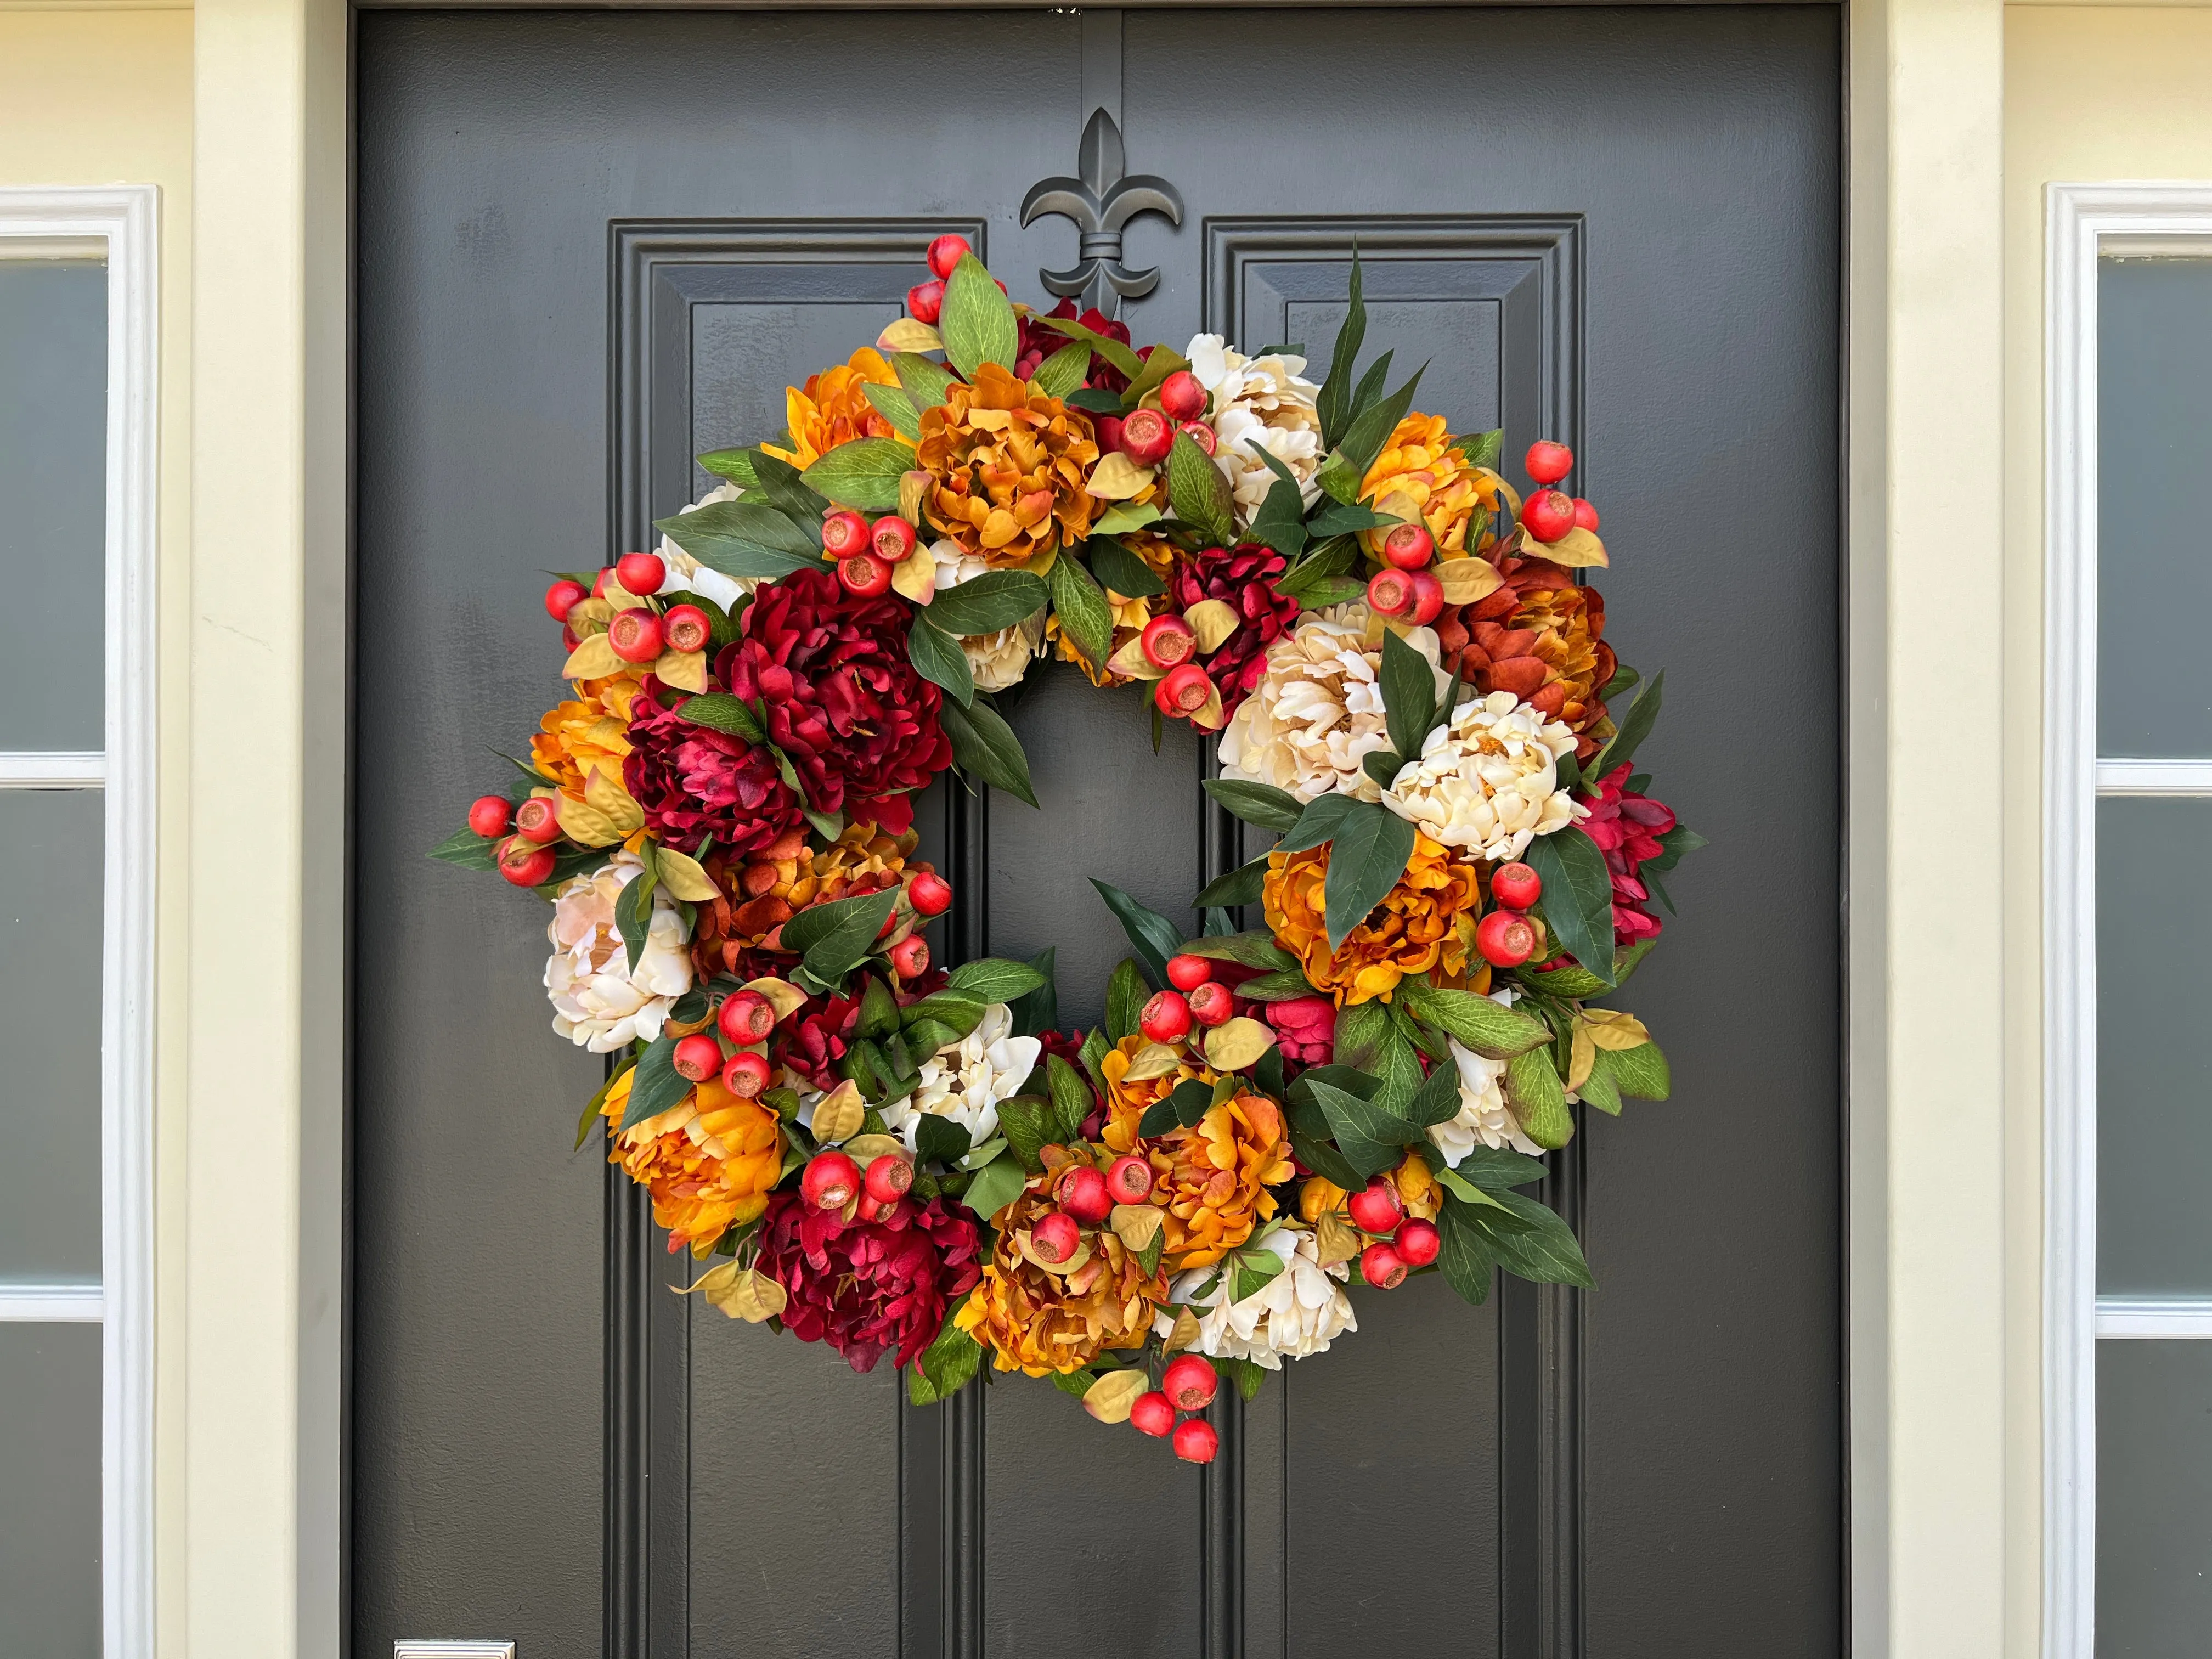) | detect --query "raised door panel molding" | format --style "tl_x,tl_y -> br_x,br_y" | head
394,1643 -> 516,1658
